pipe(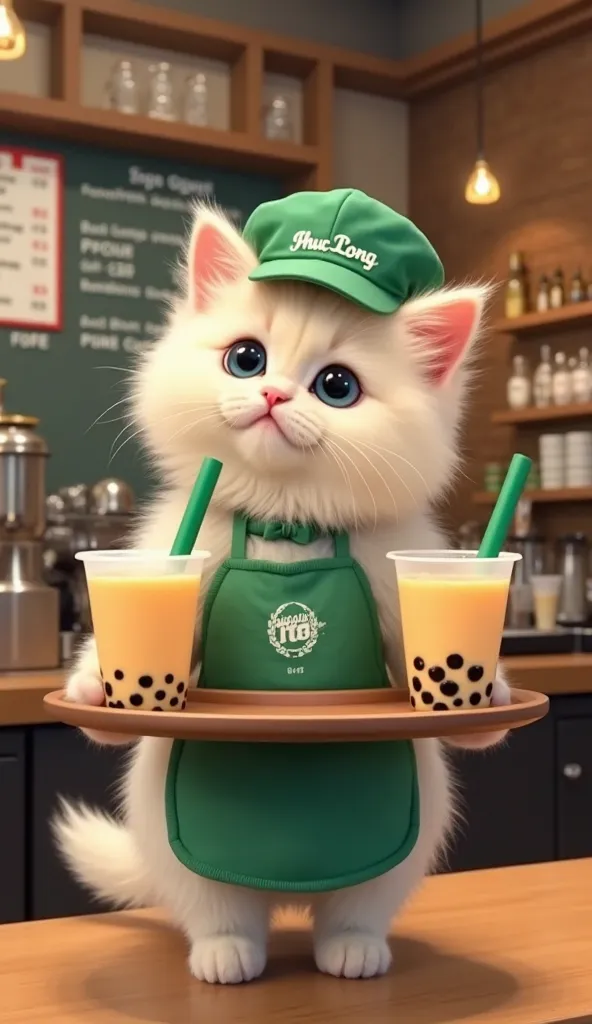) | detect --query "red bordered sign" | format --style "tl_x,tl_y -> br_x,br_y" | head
0,146 -> 64,331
